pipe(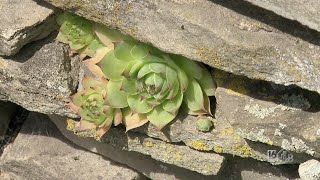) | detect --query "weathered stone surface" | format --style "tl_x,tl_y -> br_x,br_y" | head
0,112 -> 145,180
299,159 -> 320,180
244,0 -> 320,32
55,116 -> 225,176
214,70 -> 320,160
133,108 -> 311,164
45,0 -> 320,94
0,101 -> 18,140
0,36 -> 79,117
0,0 -> 57,56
